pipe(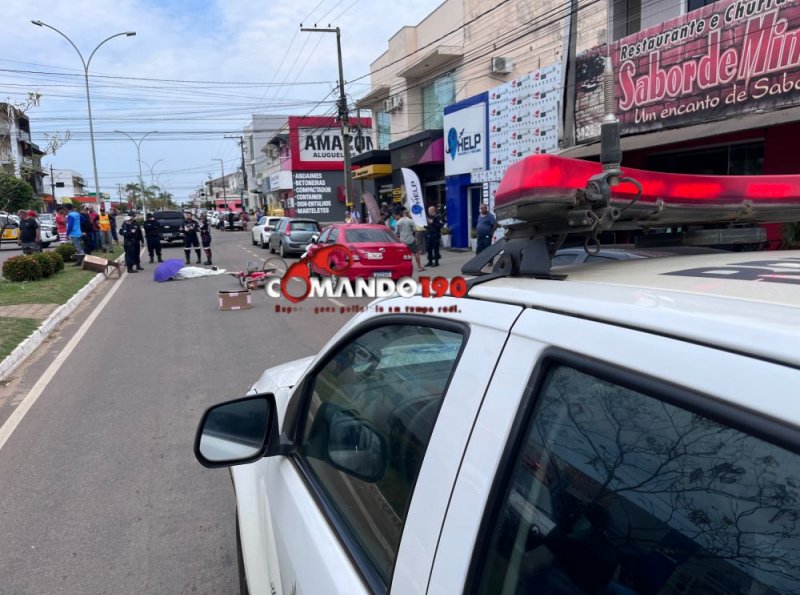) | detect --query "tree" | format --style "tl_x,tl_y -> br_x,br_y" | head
0,173 -> 36,212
